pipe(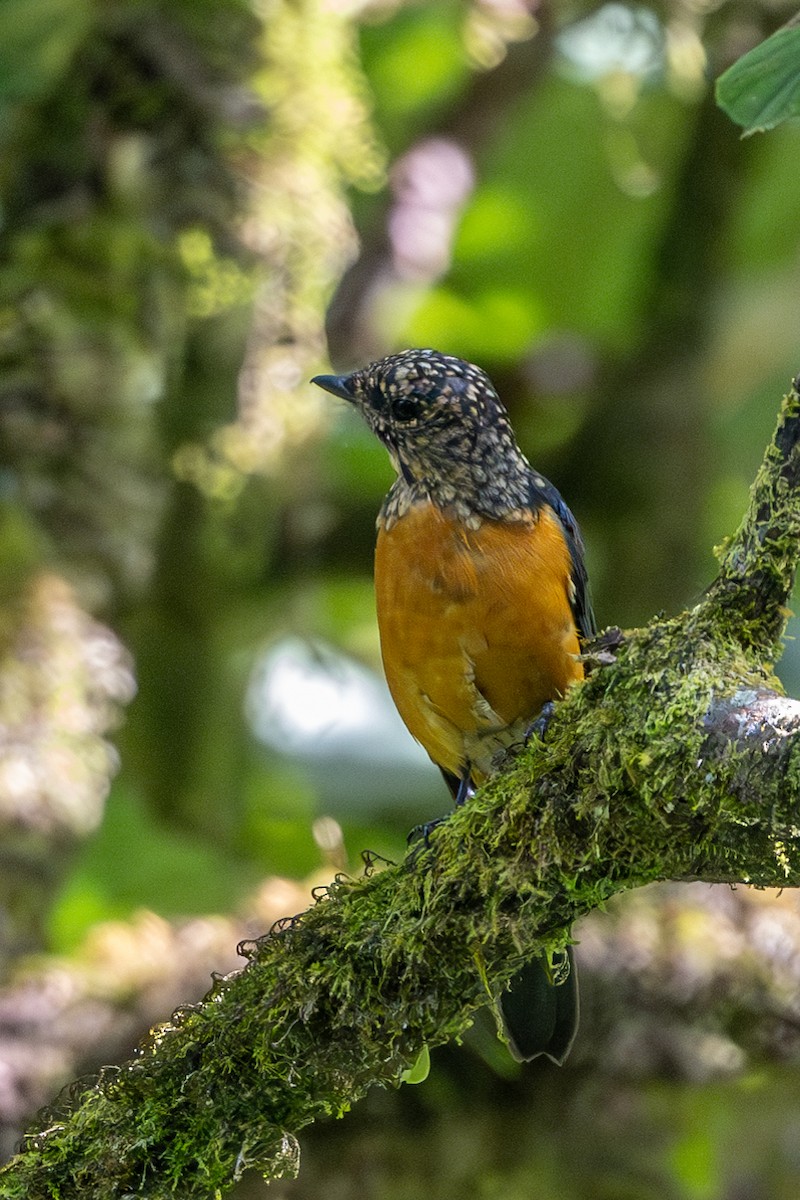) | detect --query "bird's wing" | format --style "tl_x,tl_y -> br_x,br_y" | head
528,475 -> 595,641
